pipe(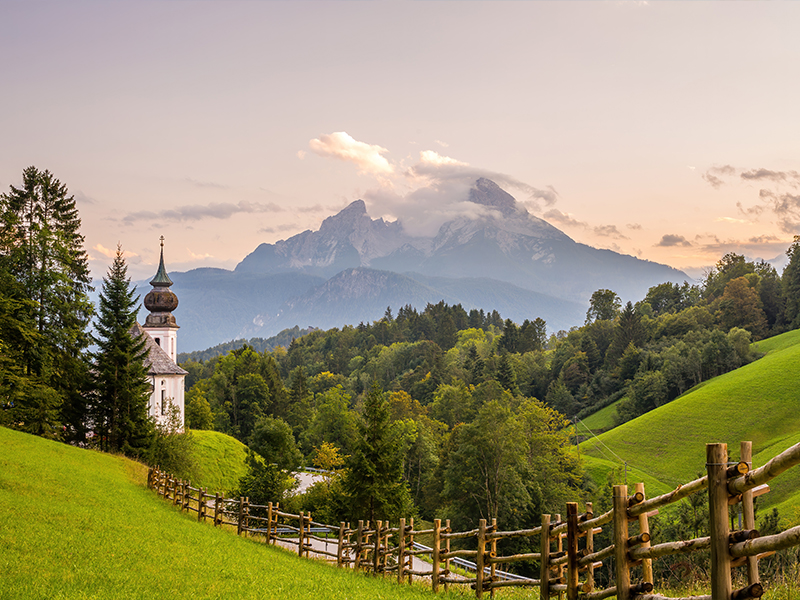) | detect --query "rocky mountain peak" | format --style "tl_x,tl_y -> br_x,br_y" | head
468,178 -> 519,217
